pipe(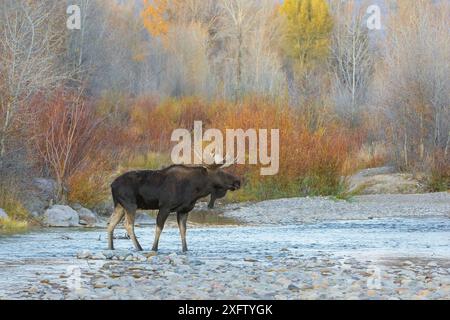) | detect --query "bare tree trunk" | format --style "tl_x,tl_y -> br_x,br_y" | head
236,29 -> 242,102
55,175 -> 65,204
445,131 -> 450,158
403,131 -> 408,168
0,101 -> 13,158
351,29 -> 356,125
419,113 -> 424,160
